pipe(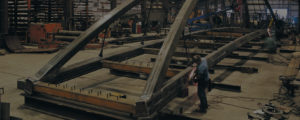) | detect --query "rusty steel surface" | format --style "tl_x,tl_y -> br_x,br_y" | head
33,82 -> 137,114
